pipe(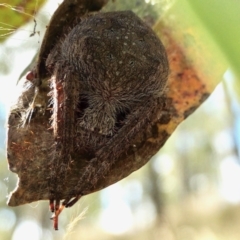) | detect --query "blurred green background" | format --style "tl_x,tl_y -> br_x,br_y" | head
0,0 -> 240,239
